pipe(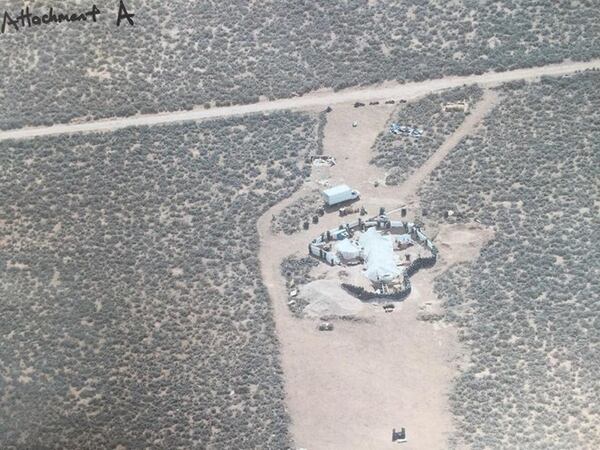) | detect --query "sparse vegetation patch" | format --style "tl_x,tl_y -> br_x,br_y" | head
2,1 -> 599,129
0,112 -> 318,449
422,72 -> 600,449
371,85 -> 483,185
